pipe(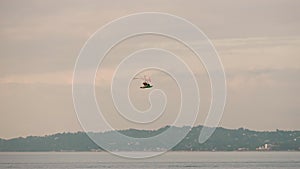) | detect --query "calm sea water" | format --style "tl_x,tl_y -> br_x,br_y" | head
0,152 -> 299,169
